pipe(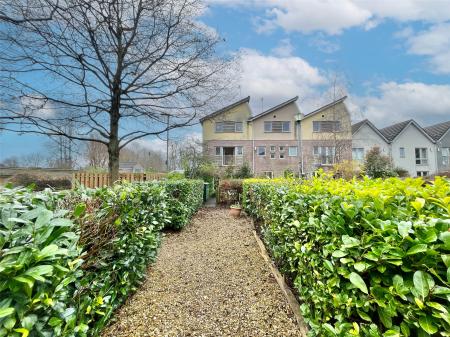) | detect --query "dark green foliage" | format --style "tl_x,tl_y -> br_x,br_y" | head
233,162 -> 253,179
364,147 -> 397,178
9,173 -> 72,190
160,179 -> 203,229
0,179 -> 203,336
243,176 -> 450,336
